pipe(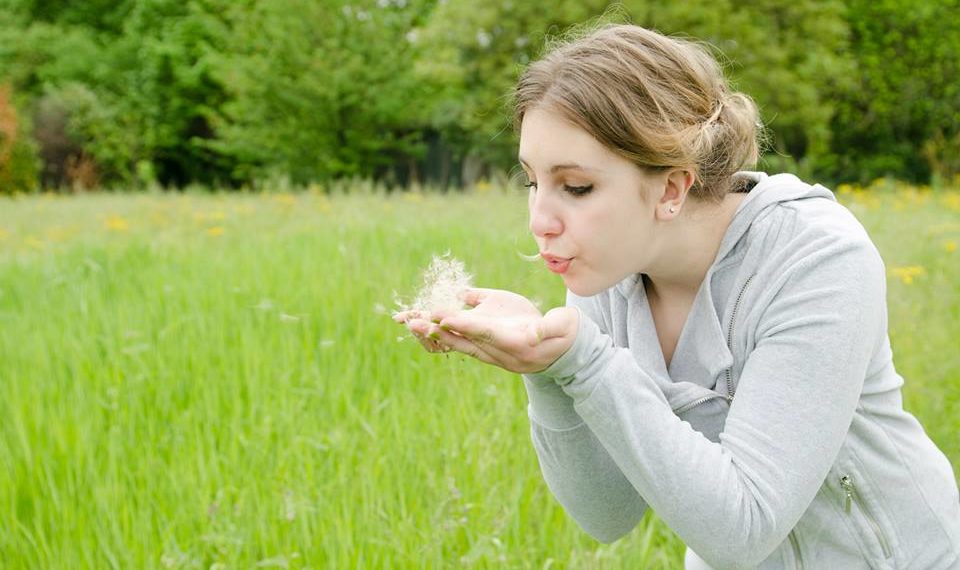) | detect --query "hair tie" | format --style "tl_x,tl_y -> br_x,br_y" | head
706,101 -> 724,126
